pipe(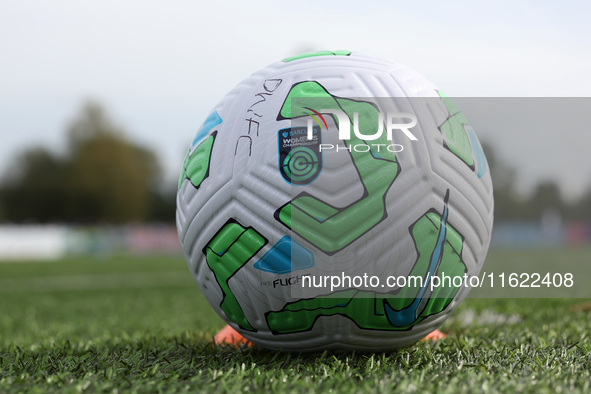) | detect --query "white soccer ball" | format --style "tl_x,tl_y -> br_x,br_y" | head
176,51 -> 493,351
